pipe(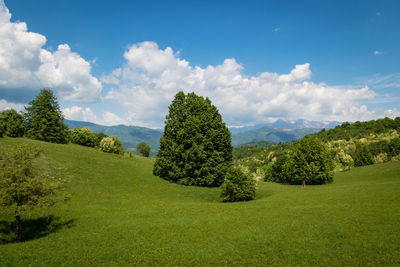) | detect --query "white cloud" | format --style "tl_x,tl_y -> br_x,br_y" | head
0,1 -> 101,103
0,99 -> 25,112
62,106 -> 126,126
374,50 -> 383,55
103,41 -> 378,127
382,109 -> 400,119
273,28 -> 280,32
